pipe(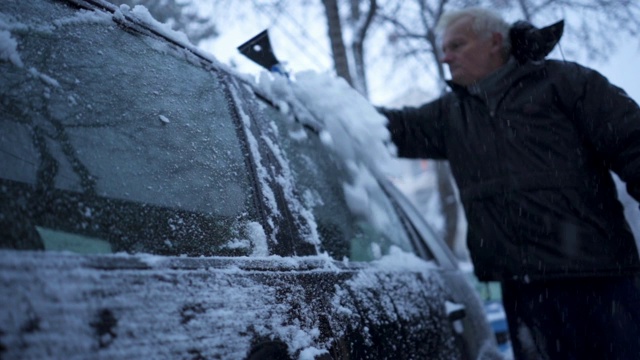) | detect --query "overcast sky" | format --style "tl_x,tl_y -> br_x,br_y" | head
586,37 -> 640,102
